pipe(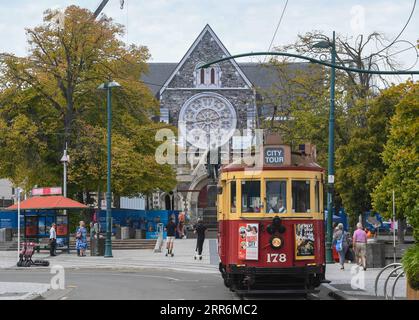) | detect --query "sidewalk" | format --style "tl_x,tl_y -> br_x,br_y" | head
0,239 -> 219,274
325,262 -> 407,300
